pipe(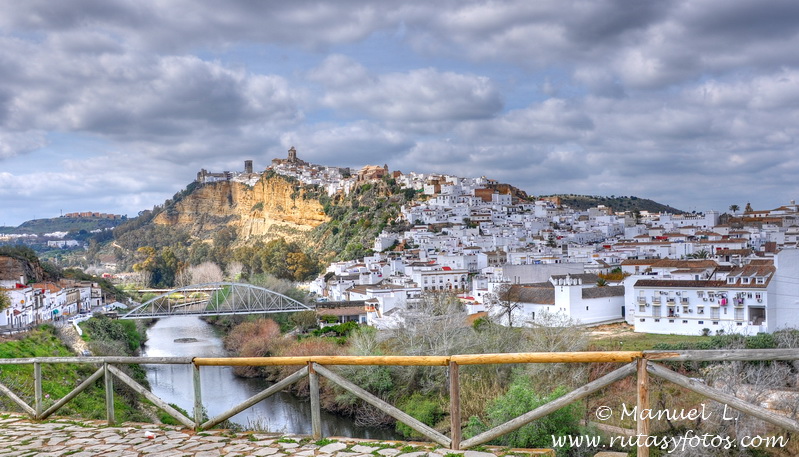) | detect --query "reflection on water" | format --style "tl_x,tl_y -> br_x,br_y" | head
143,316 -> 397,438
